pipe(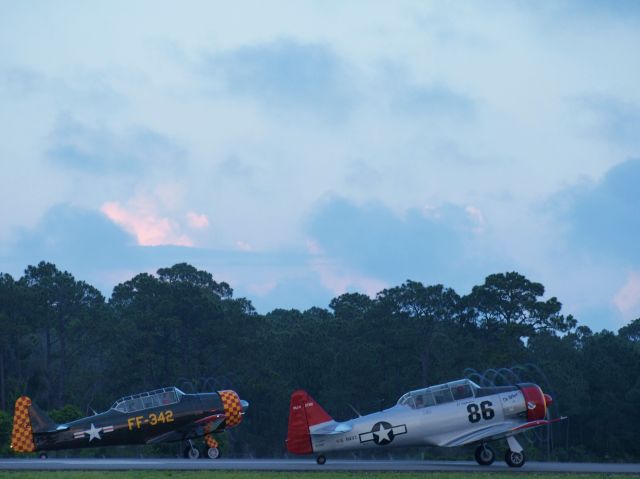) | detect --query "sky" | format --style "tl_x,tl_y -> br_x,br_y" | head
1,1 -> 639,331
